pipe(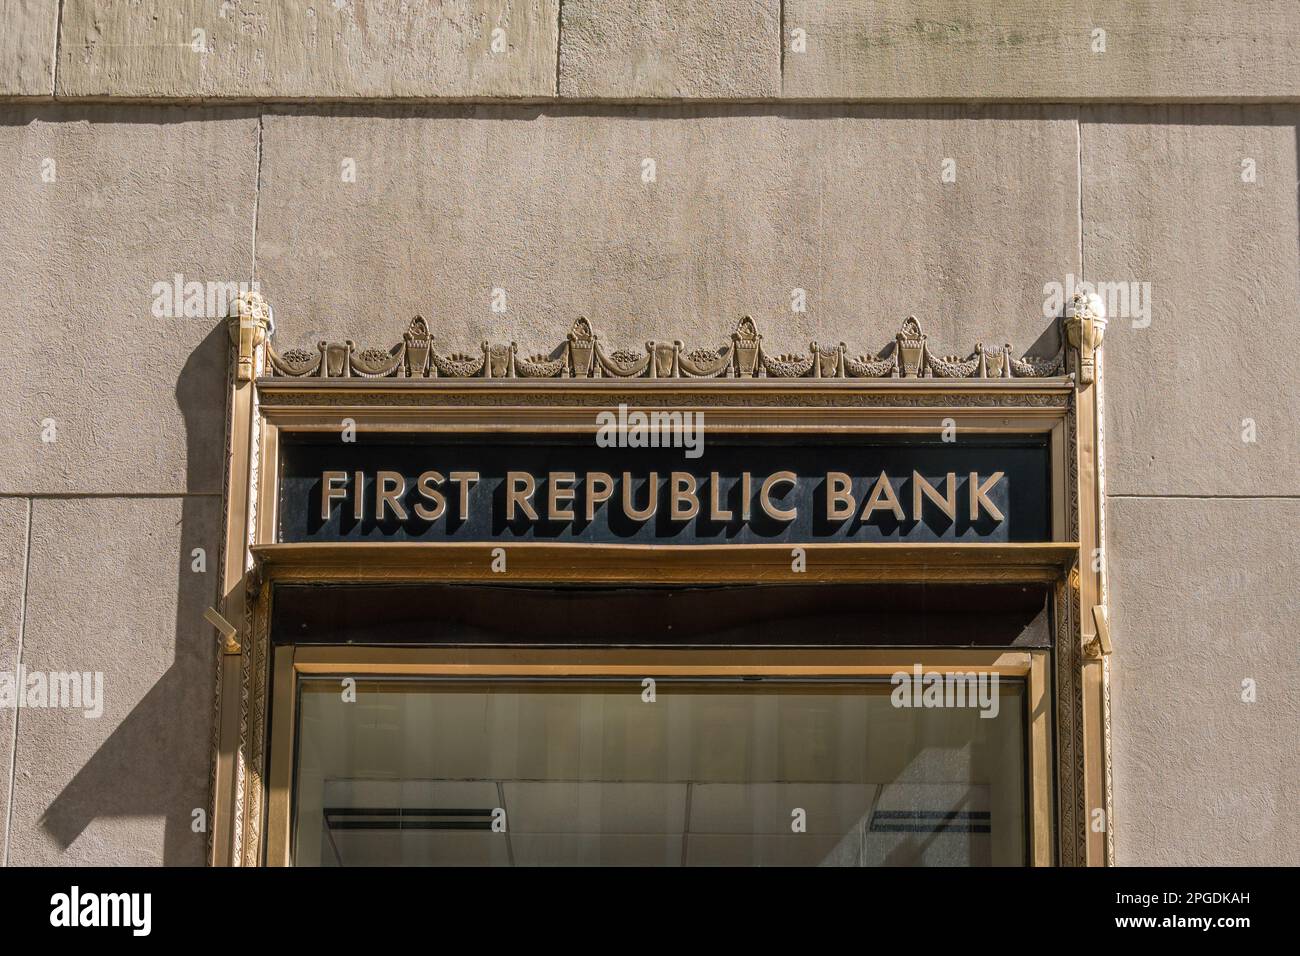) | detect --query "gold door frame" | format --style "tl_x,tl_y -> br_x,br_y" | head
211,297 -> 1112,867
